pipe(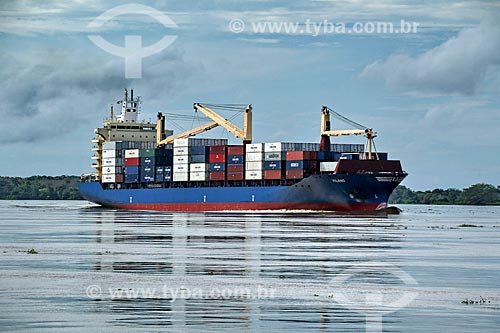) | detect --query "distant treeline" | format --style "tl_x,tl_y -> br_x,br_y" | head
389,183 -> 500,205
0,176 -> 82,200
